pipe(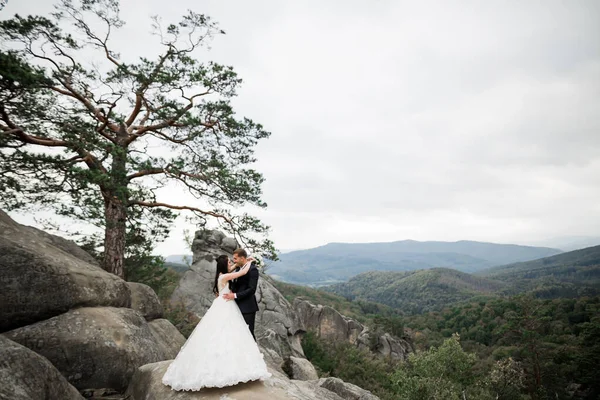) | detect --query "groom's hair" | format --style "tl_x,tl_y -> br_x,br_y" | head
233,248 -> 247,258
